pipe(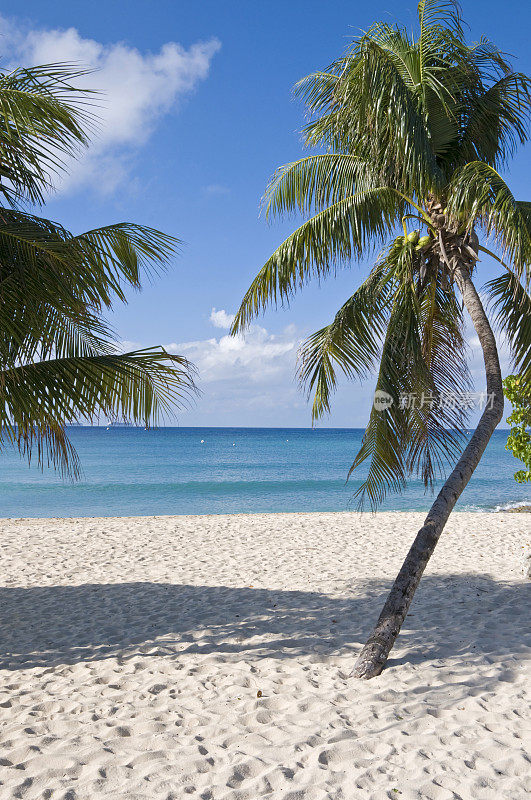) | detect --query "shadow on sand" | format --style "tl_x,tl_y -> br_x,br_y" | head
1,573 -> 529,672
